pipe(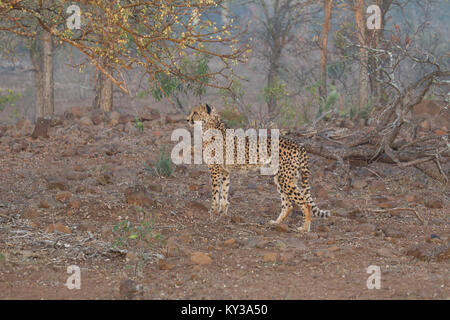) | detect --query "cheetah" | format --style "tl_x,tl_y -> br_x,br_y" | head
186,103 -> 330,232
